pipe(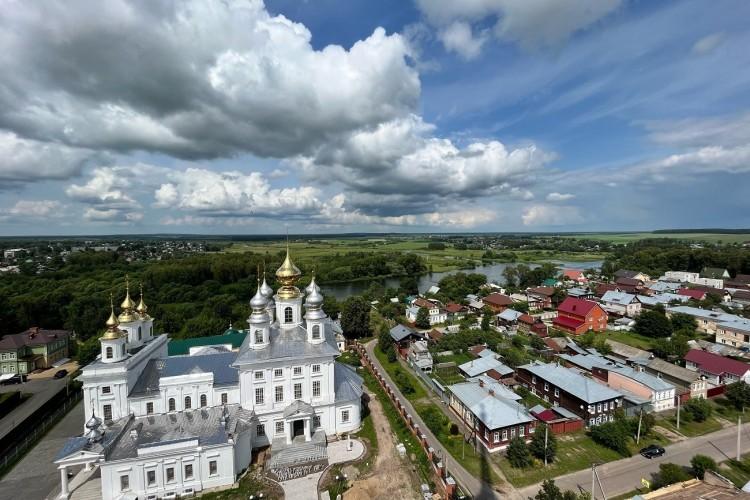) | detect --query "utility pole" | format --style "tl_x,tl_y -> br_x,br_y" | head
591,464 -> 597,500
544,425 -> 549,467
676,396 -> 680,430
636,409 -> 643,445
738,416 -> 742,462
